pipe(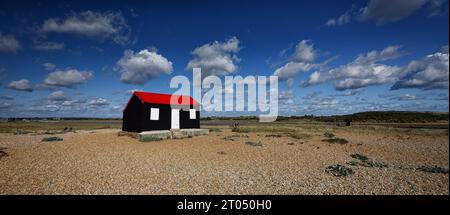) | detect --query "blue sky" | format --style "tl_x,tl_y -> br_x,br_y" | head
0,0 -> 448,117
